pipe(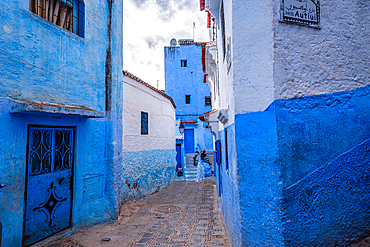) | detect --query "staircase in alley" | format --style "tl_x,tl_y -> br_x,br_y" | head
184,154 -> 197,182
